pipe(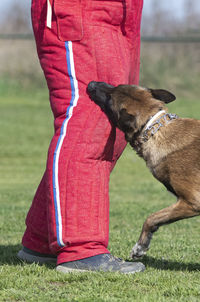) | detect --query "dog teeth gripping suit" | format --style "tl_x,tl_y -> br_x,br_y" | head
22,0 -> 143,265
